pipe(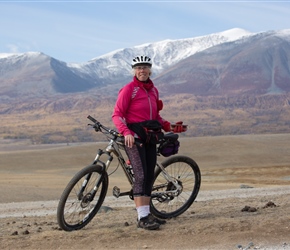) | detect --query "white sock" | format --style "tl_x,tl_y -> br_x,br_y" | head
137,205 -> 150,220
